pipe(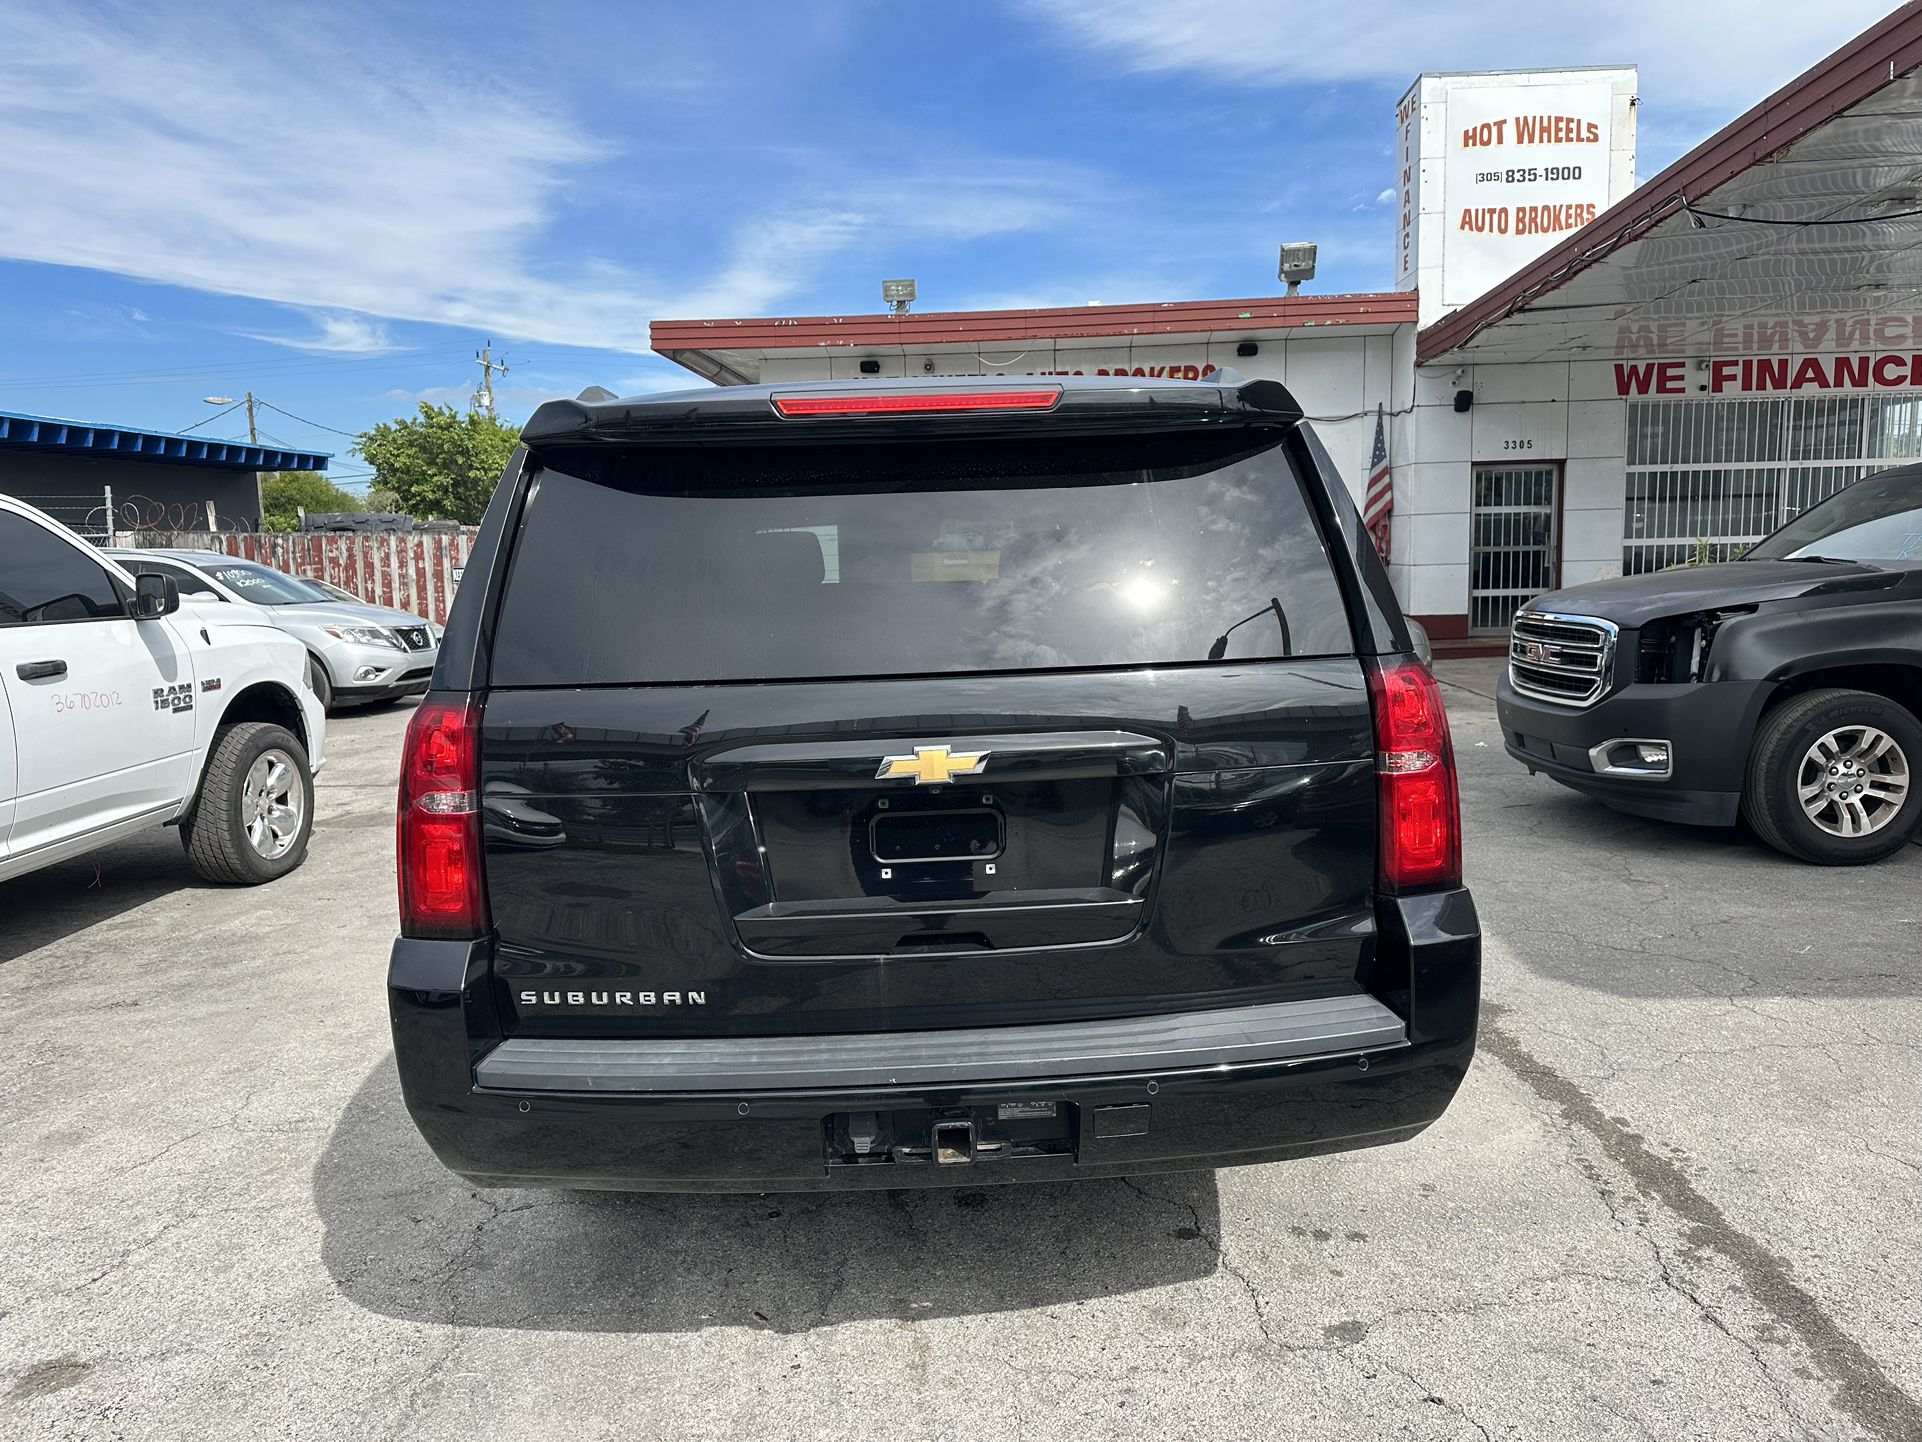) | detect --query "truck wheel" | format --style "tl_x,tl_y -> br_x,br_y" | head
181,722 -> 315,884
307,654 -> 335,713
1743,689 -> 1920,865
